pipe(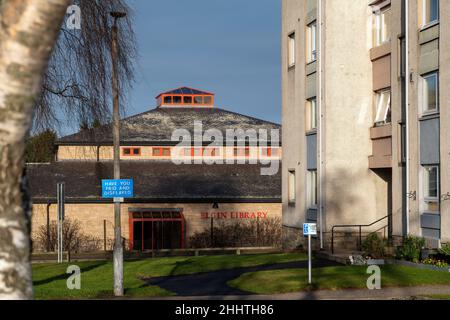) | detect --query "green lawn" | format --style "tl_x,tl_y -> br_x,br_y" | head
228,265 -> 450,295
32,253 -> 306,299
